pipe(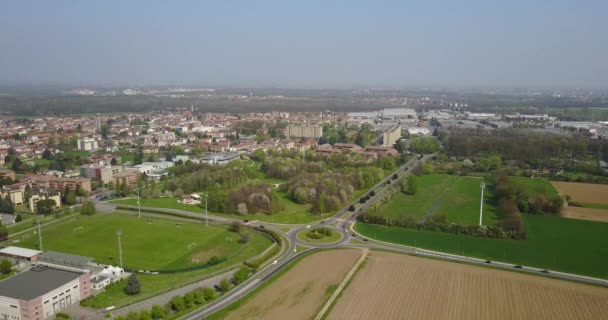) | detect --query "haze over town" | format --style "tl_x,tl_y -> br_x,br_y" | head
1,2 -> 608,320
